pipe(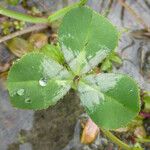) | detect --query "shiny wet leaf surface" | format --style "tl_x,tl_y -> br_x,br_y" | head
7,53 -> 71,110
